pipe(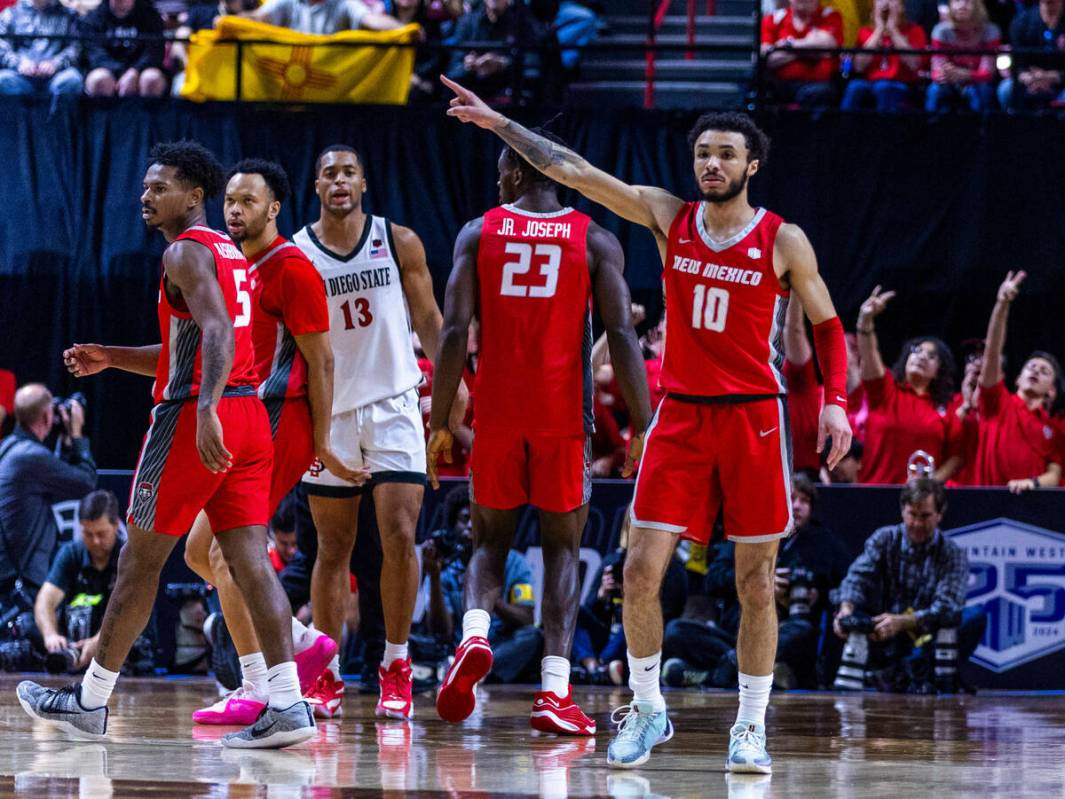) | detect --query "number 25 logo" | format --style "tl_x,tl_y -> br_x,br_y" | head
501,242 -> 561,298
